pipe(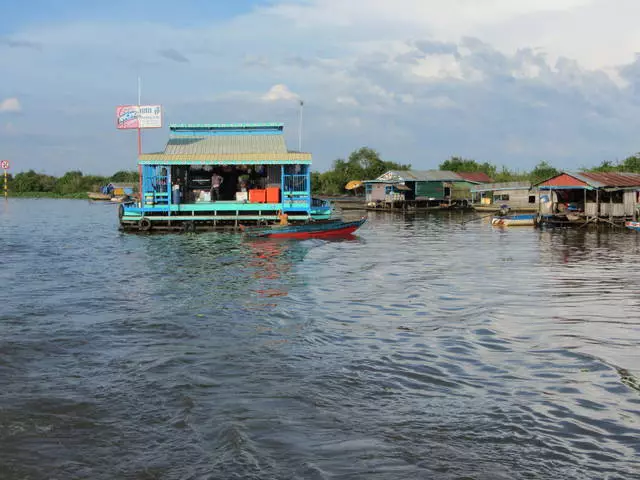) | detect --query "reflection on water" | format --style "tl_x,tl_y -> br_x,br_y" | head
1,200 -> 640,479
